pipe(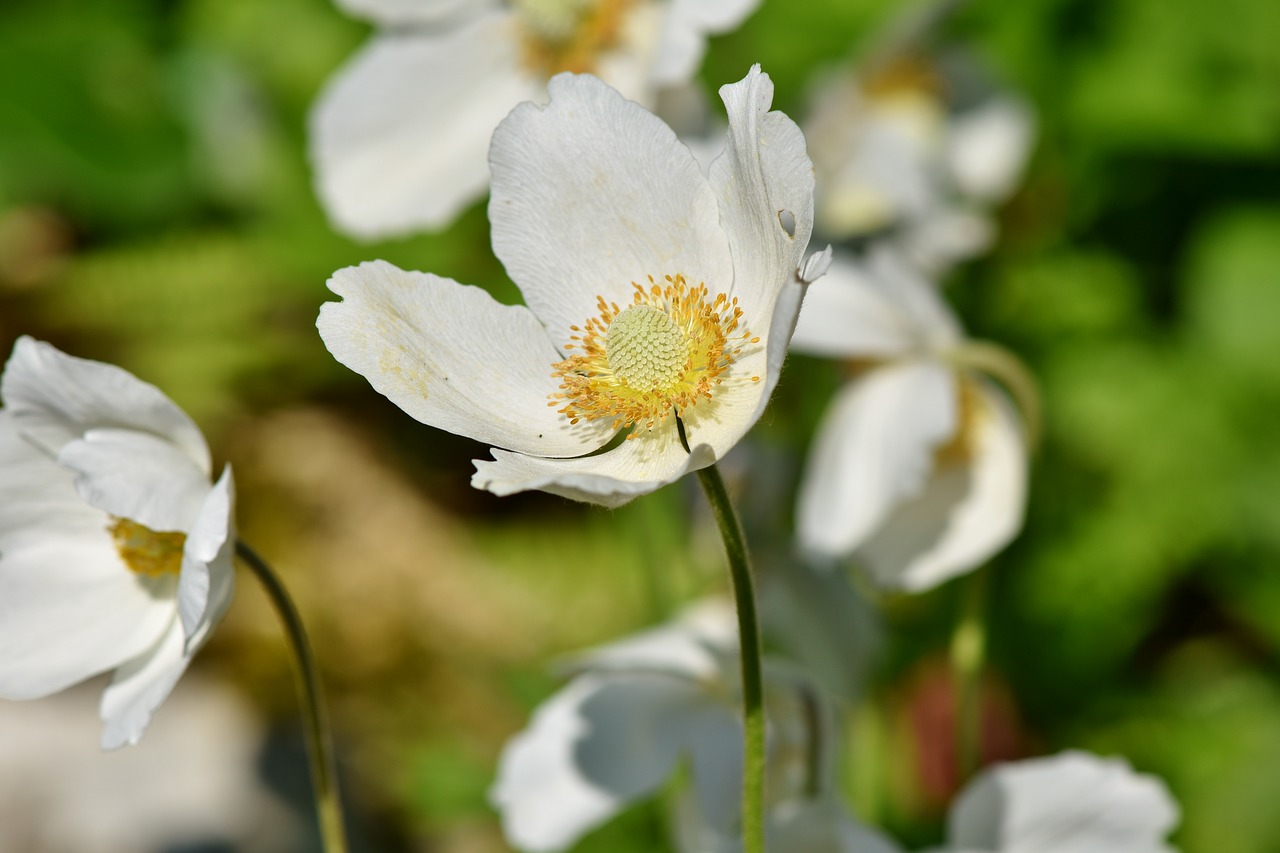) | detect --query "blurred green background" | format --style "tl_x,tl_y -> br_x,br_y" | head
1,0 -> 1278,850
